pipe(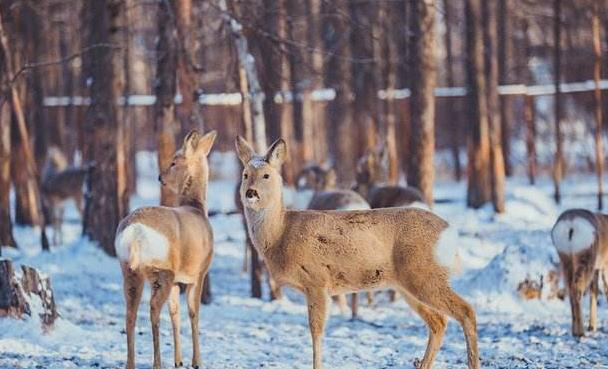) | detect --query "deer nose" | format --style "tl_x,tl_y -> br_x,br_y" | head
158,174 -> 165,185
246,189 -> 259,199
